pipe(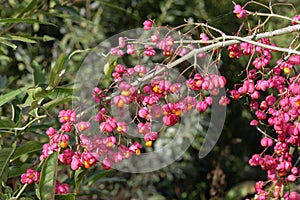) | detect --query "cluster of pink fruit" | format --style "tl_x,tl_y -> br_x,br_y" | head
21,107 -> 145,194
230,4 -> 300,200
20,12 -> 229,194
